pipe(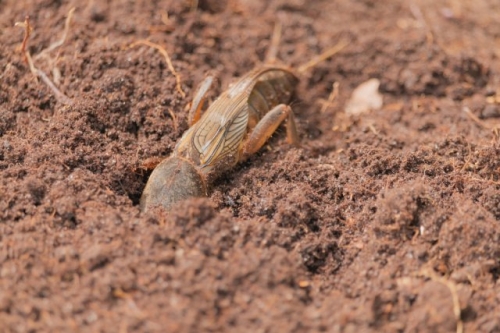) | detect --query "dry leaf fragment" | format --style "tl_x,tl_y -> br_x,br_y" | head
345,78 -> 383,115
